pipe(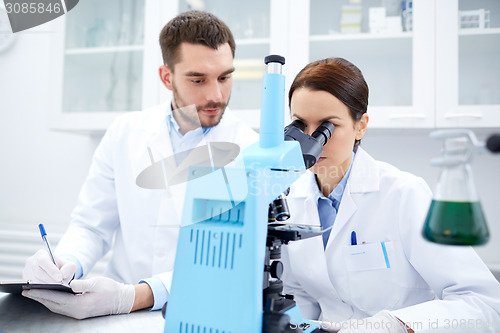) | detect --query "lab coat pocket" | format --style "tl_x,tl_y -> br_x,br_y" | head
342,241 -> 400,313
